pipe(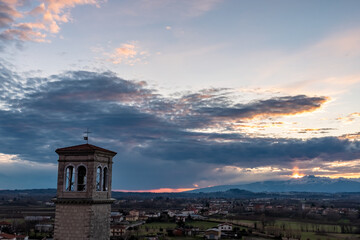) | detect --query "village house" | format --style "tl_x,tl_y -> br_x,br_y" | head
44,201 -> 54,207
246,202 -> 254,211
188,214 -> 206,220
176,214 -> 187,222
204,228 -> 221,240
125,210 -> 141,221
0,233 -> 28,240
181,210 -> 196,215
145,237 -> 158,240
138,215 -> 149,221
111,212 -> 124,224
145,212 -> 161,218
218,223 -> 232,231
34,224 -> 53,233
24,216 -> 51,222
208,210 -> 219,215
16,235 -> 28,240
111,215 -> 124,223
172,228 -> 184,236
110,225 -> 128,237
125,215 -> 138,222
254,204 -> 265,212
0,233 -> 16,240
0,221 -> 11,232
166,210 -> 176,217
129,210 -> 140,217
